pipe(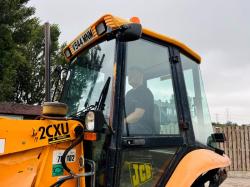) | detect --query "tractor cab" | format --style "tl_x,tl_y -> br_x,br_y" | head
61,15 -> 229,187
